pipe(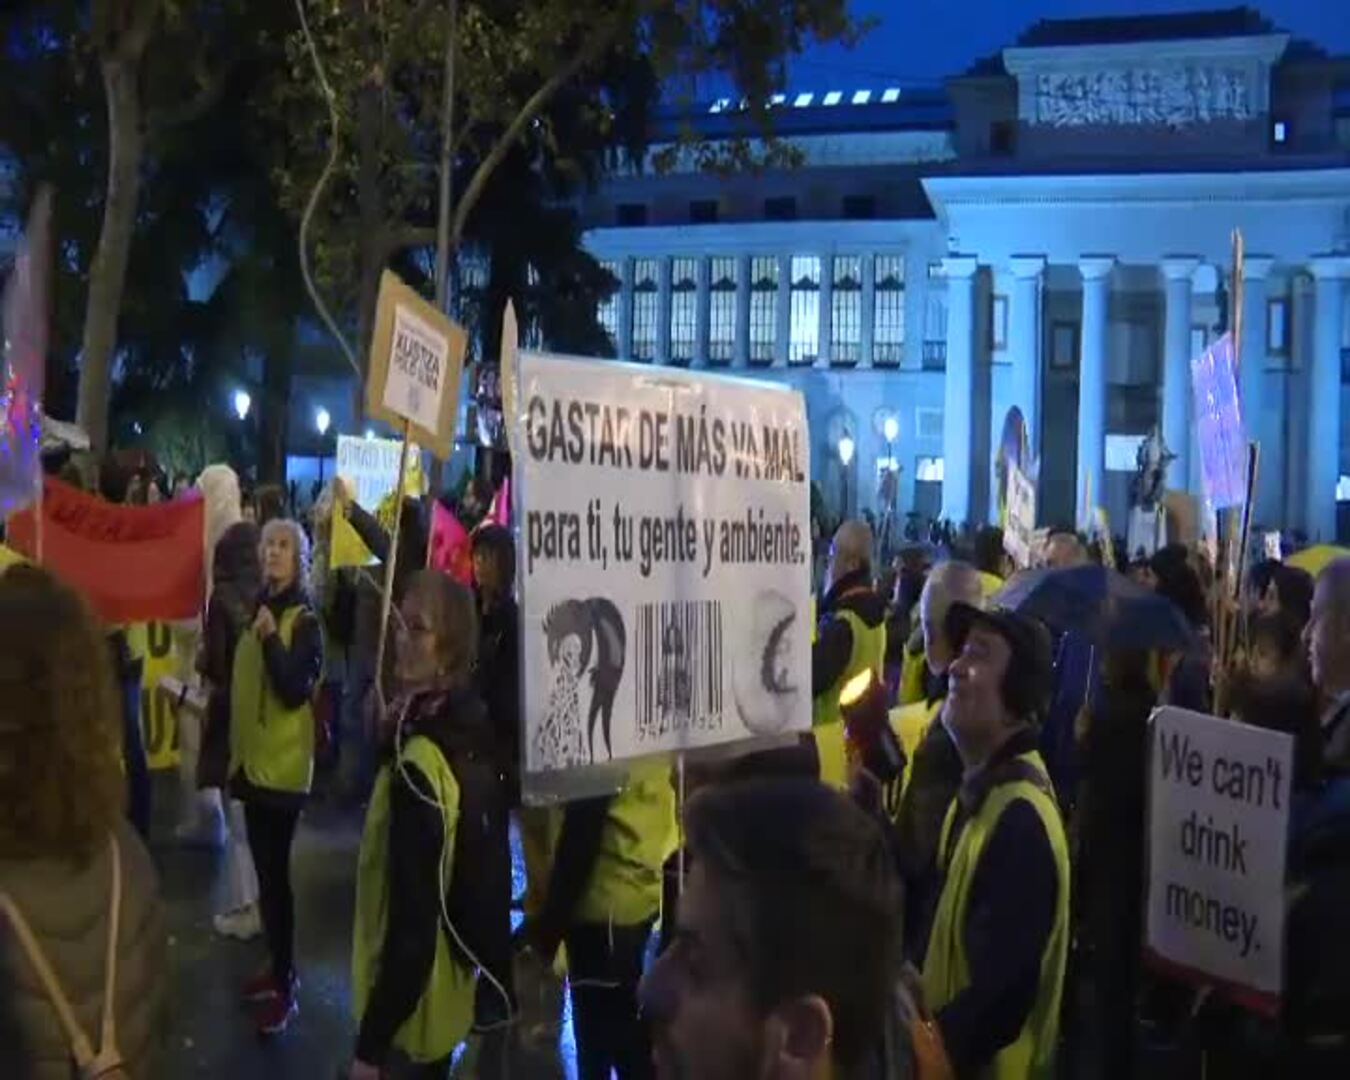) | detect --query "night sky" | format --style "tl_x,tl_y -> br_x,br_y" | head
791,0 -> 1350,91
